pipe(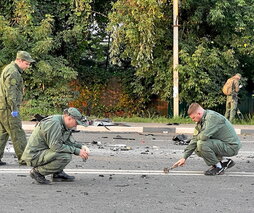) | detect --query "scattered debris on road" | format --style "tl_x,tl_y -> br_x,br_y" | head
172,134 -> 191,145
115,184 -> 130,187
93,118 -> 116,127
113,135 -> 135,140
109,144 -> 132,151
